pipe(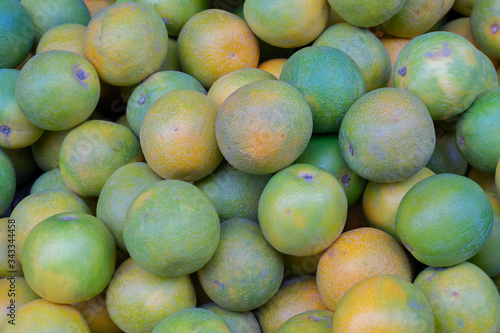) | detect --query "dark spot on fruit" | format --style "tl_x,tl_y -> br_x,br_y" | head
492,24 -> 499,34
77,70 -> 86,80
72,65 -> 88,87
174,128 -> 178,131
0,125 -> 11,136
231,53 -> 236,58
459,136 -> 465,145
307,315 -> 322,322
341,174 -> 351,187
397,67 -> 407,77
349,145 -> 354,156
281,134 -> 285,139
163,18 -> 171,24
425,43 -> 451,59
214,280 -> 226,289
302,173 -> 313,182
137,95 -> 146,105
452,291 -> 459,296
61,216 -> 74,221
286,209 -> 291,216
435,267 -> 446,271
393,117 -> 399,122
404,242 -> 414,251
431,137 -> 435,144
